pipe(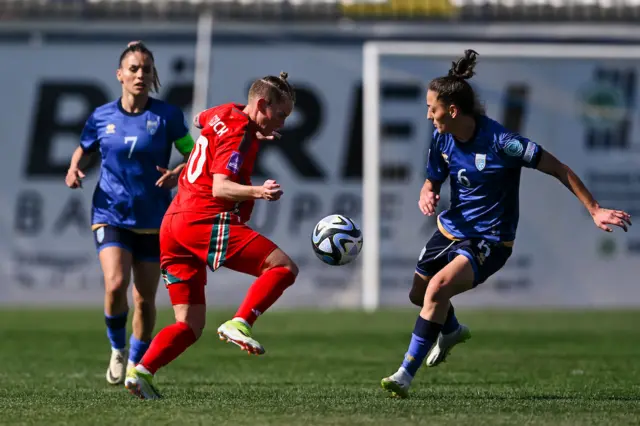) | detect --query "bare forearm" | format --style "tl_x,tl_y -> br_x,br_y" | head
213,179 -> 260,201
423,179 -> 442,195
553,164 -> 599,215
172,154 -> 190,174
172,163 -> 186,175
68,146 -> 86,171
536,150 -> 599,216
